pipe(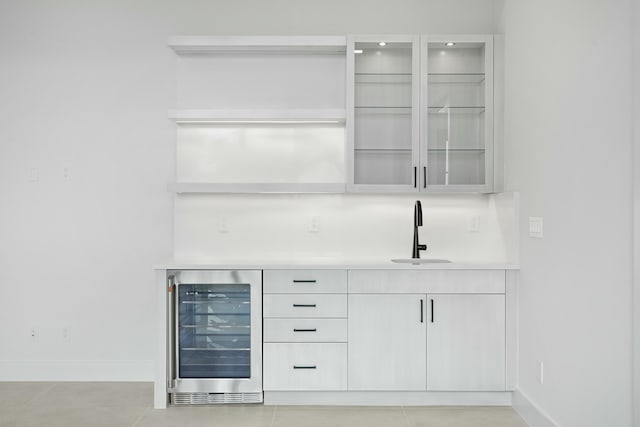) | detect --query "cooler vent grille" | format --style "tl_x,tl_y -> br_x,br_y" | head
171,392 -> 263,405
